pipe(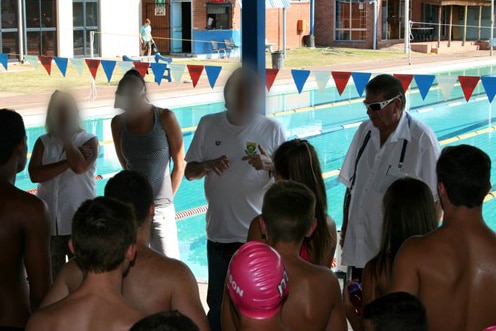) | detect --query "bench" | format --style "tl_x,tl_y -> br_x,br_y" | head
210,41 -> 227,58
